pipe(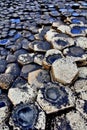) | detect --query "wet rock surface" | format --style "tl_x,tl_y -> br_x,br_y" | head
0,0 -> 87,129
